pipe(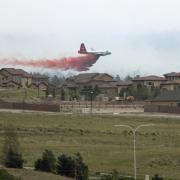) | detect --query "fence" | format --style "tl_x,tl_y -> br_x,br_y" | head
0,100 -> 60,112
59,101 -> 144,109
58,101 -> 144,113
144,105 -> 180,114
